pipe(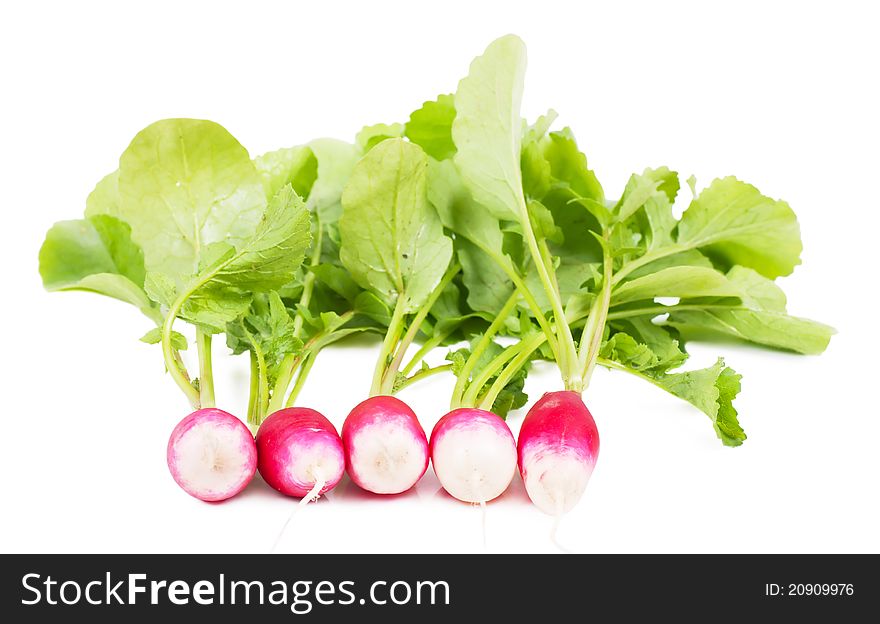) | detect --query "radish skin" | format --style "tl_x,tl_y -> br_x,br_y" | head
517,391 -> 600,515
342,395 -> 429,494
430,408 -> 517,504
166,408 -> 257,502
256,408 -> 345,498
